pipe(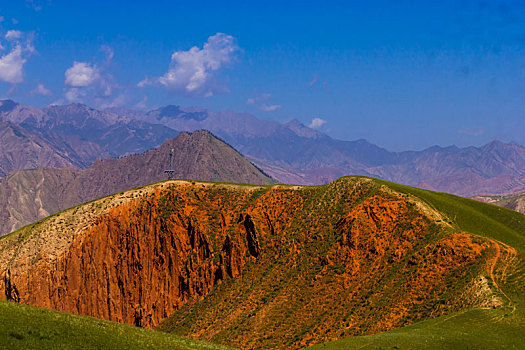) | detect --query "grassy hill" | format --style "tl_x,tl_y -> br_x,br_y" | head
309,306 -> 525,349
311,177 -> 525,349
0,176 -> 524,349
0,300 -> 231,350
